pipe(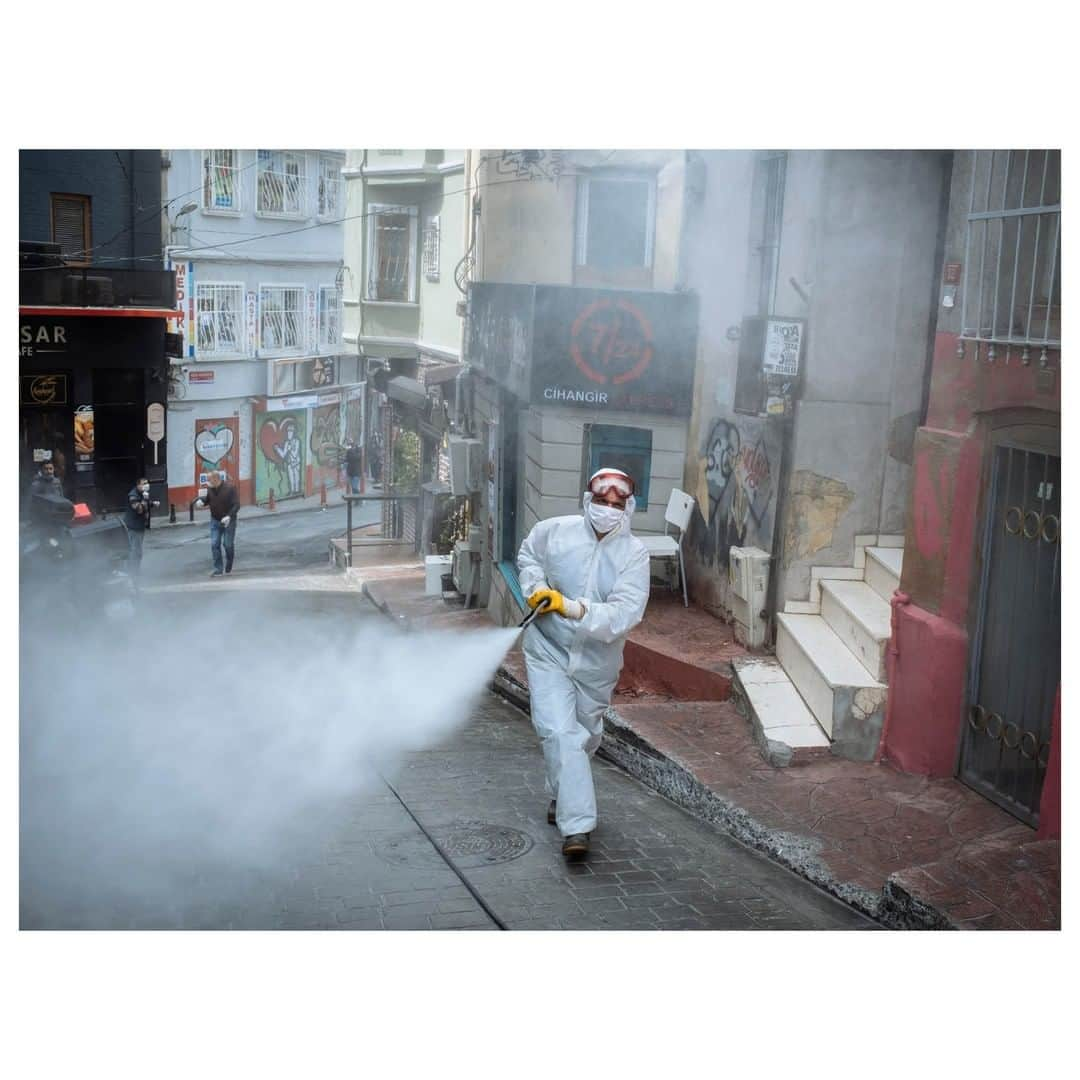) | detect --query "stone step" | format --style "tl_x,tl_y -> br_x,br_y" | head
776,612 -> 887,762
865,545 -> 903,603
731,656 -> 830,767
819,579 -> 892,682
